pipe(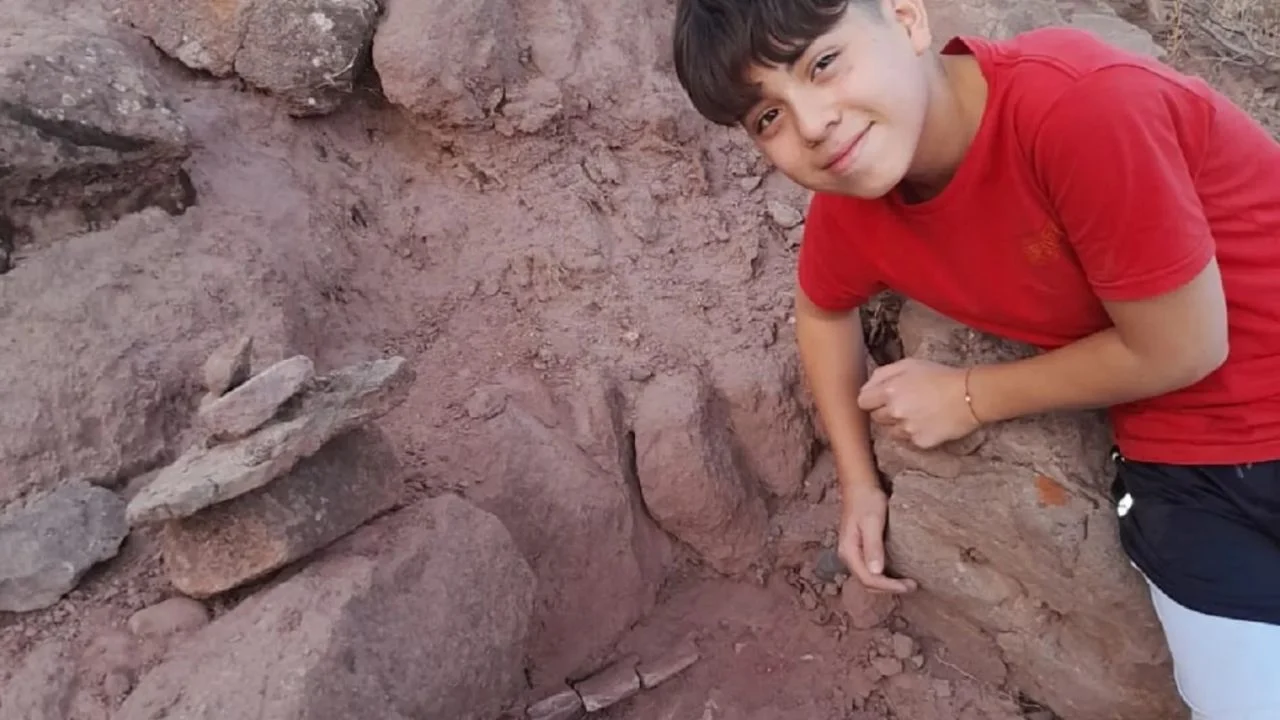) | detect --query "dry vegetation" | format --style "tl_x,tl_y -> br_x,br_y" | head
1129,0 -> 1280,133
